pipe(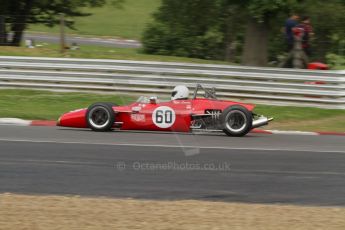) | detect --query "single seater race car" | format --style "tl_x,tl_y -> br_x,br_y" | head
57,84 -> 273,137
